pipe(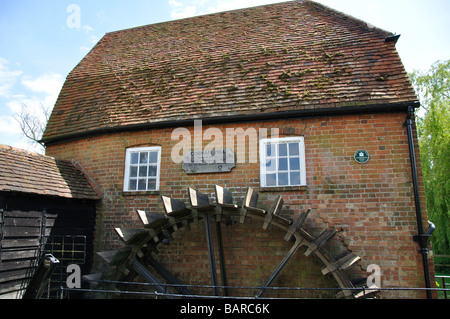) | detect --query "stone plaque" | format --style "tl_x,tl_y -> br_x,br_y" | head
182,149 -> 235,174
